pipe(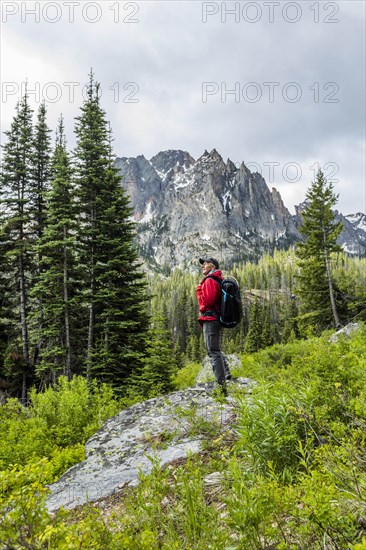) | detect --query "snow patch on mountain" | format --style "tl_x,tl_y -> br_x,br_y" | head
155,169 -> 169,181
343,242 -> 359,254
222,191 -> 232,213
139,201 -> 154,224
174,174 -> 192,190
346,213 -> 366,233
201,233 -> 211,241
